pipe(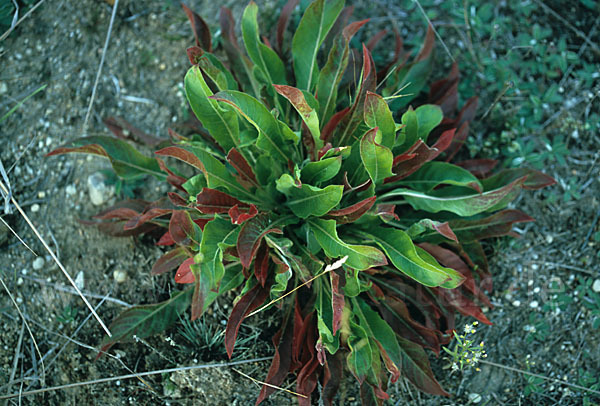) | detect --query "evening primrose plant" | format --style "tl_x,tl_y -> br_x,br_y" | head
49,0 -> 554,403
